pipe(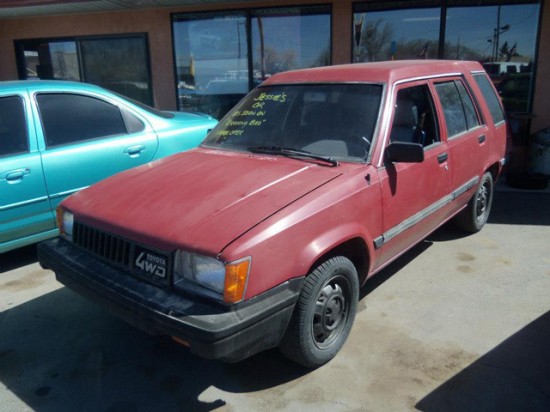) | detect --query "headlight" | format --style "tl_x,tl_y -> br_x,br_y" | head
174,251 -> 250,303
56,208 -> 74,241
